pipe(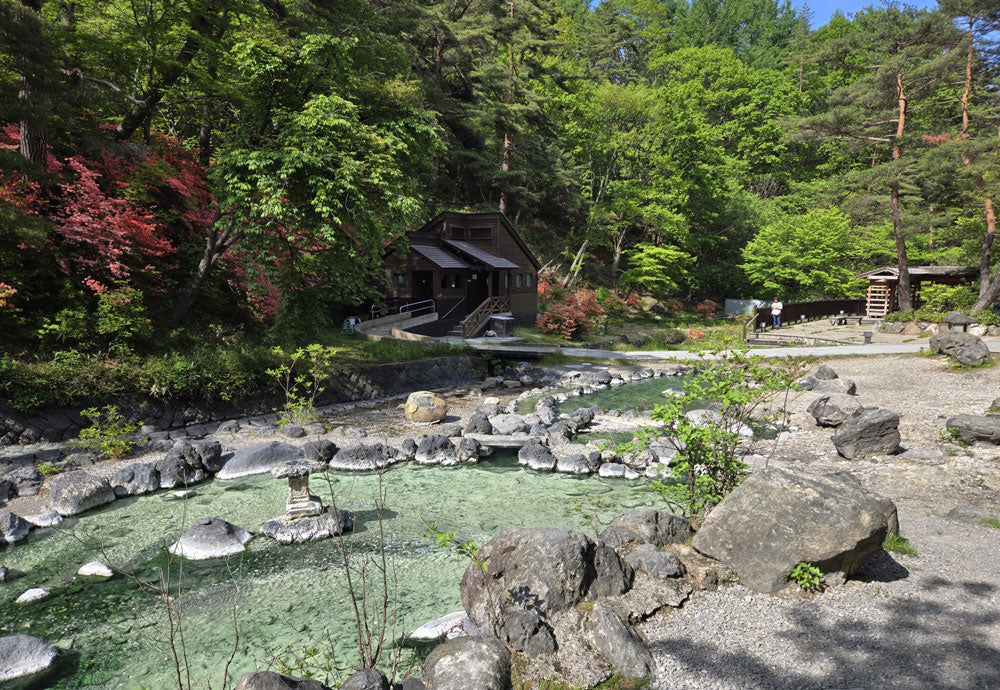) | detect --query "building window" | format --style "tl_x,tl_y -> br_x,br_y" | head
469,227 -> 492,240
448,227 -> 467,239
526,273 -> 532,288
393,273 -> 406,288
505,273 -> 509,288
515,273 -> 523,288
441,274 -> 448,289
